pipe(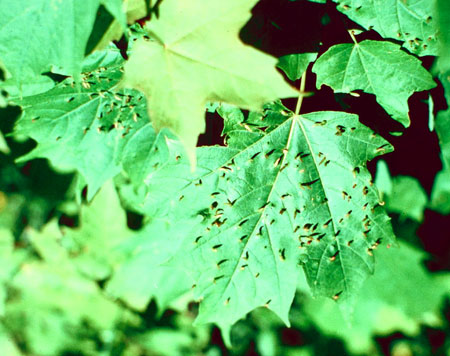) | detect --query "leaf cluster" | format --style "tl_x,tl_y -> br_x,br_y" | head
0,0 -> 449,355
